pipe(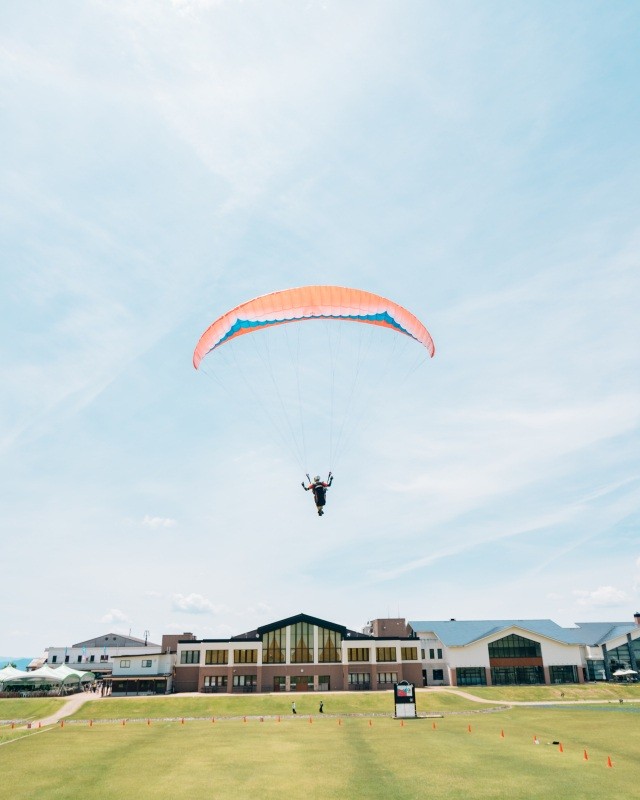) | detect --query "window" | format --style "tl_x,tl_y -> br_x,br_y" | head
432,669 -> 444,681
376,647 -> 396,662
51,655 -> 58,663
89,655 -> 95,663
488,635 -> 541,659
141,659 -> 152,668
401,647 -> 418,661
204,675 -> 227,688
429,649 -> 435,659
77,655 -> 82,663
120,660 -> 131,668
437,648 -> 442,659
348,648 -> 370,662
318,627 -> 342,663
65,656 -> 70,663
100,654 -> 109,662
234,649 -> 258,664
205,650 -> 228,665
378,672 -> 398,684
456,667 -> 487,686
421,649 -> 425,659
262,628 -> 286,664
549,665 -> 578,684
290,622 -> 314,663
348,673 -> 371,687
180,650 -> 200,665
232,674 -> 257,687
491,666 -> 544,685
